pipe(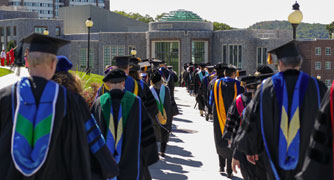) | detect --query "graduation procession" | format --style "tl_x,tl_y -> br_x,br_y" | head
1,6 -> 334,179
